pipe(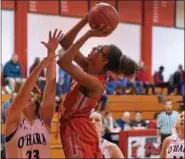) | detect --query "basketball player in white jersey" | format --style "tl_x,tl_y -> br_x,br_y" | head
160,111 -> 184,159
5,29 -> 63,158
89,112 -> 124,158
